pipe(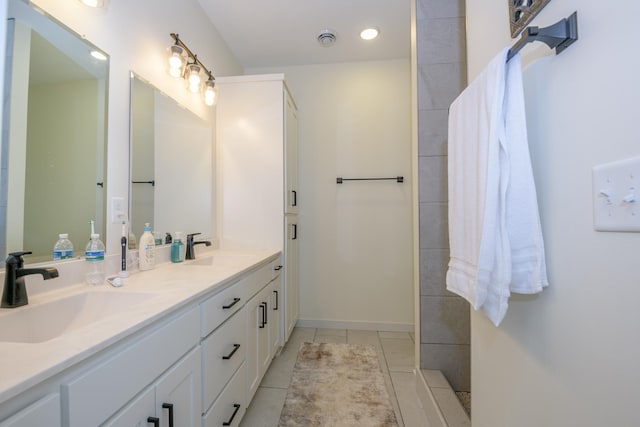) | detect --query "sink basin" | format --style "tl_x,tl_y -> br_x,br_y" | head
0,291 -> 157,344
185,253 -> 255,267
